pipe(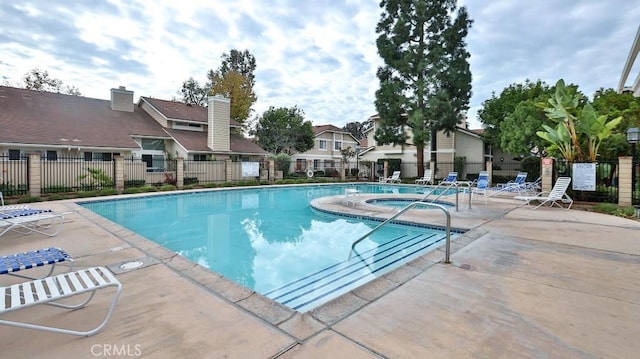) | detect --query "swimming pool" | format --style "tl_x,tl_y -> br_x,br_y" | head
80,184 -> 461,311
